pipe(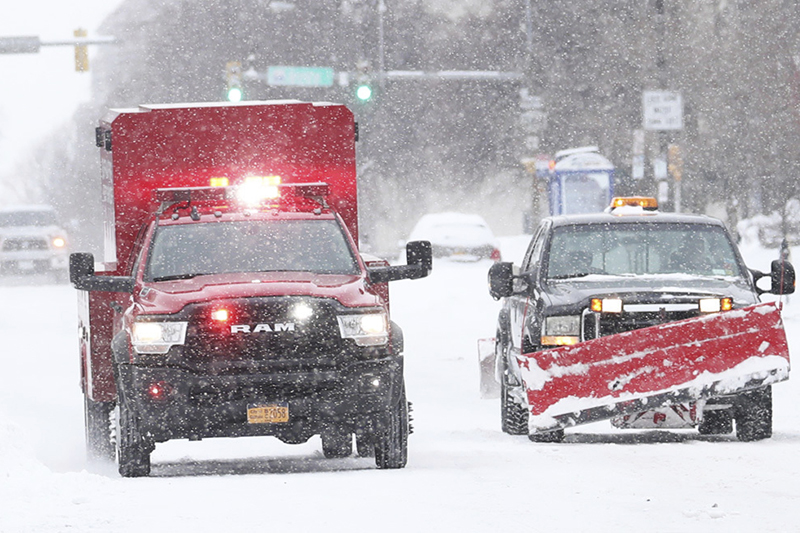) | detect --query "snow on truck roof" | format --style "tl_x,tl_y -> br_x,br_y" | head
104,99 -> 344,123
548,210 -> 725,228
